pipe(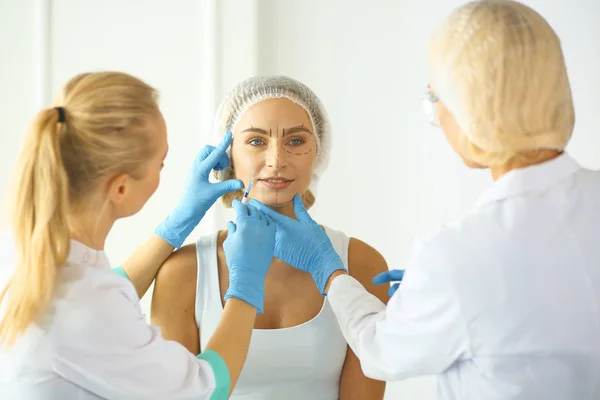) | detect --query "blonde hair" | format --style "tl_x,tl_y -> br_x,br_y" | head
0,72 -> 159,347
429,0 -> 575,166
